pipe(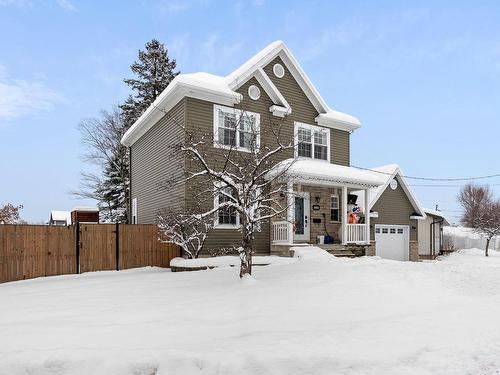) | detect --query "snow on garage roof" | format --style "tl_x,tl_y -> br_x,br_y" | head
121,40 -> 361,147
